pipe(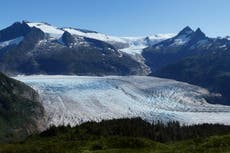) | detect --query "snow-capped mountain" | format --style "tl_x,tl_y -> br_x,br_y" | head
26,22 -> 126,43
1,21 -> 230,106
0,21 -> 146,75
15,75 -> 230,126
25,21 -> 174,54
0,21 -> 176,75
142,26 -> 230,72
148,26 -> 208,50
1,21 -> 230,127
142,26 -> 230,105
